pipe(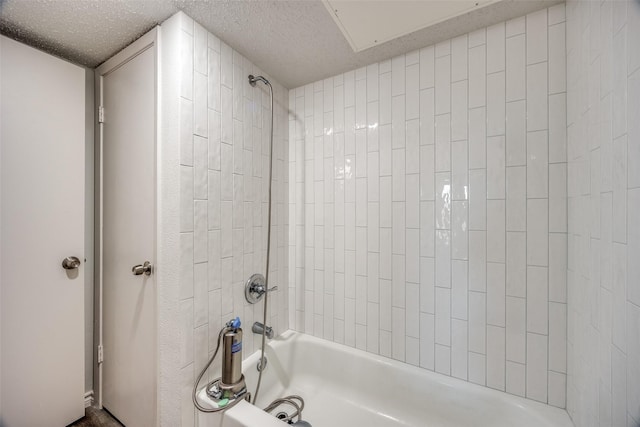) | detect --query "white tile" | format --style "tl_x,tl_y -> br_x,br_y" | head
406,64 -> 420,120
406,337 -> 419,366
392,255 -> 406,306
181,166 -> 194,232
392,307 -> 406,361
392,149 -> 406,201
526,333 -> 548,403
451,319 -> 468,380
406,120 -> 420,174
527,199 -> 548,266
506,166 -> 526,231
506,35 -> 526,102
548,93 -> 567,163
420,313 -> 435,370
208,110 -> 221,170
406,232 -> 420,283
506,16 -> 525,38
181,32 -> 193,100
451,81 -> 468,142
194,136 -> 208,200
435,287 -> 451,345
548,371 -> 566,408
220,42 -> 233,89
549,164 -> 567,232
392,95 -> 406,148
355,79 -> 366,130
487,262 -> 506,327
435,56 -> 451,114
629,71 -> 640,188
506,296 -> 526,363
435,344 -> 451,375
420,145 -> 435,201
506,361 -> 526,397
451,201 -> 468,260
420,88 -> 435,145
420,201 -> 435,257
527,130 -> 549,198
506,232 -> 526,297
487,325 -> 506,390
469,231 -> 487,292
487,200 -> 505,263
629,189 -> 640,306
468,28 -> 486,48
487,136 -> 506,199
392,55 -> 406,96
469,45 -> 486,108
469,352 -> 486,386
405,49 -> 419,65
548,302 -> 566,373
548,233 -> 567,303
221,87 -> 233,144
435,230 -> 451,287
451,140 -> 468,201
548,3 -> 565,25
406,283 -> 420,338
526,9 -> 548,64
526,62 -> 548,131
486,23 -> 506,73
379,72 -> 392,125
420,257 -> 435,313
380,125 -> 392,175
487,72 -> 506,136
451,260 -> 468,320
549,23 -> 566,94
180,299 -> 194,367
435,114 -> 451,172
180,98 -> 194,166
451,35 -> 468,83
194,23 -> 207,74
469,169 -> 486,231
527,266 -> 548,335
180,233 -> 194,299
469,291 -> 486,353
193,262 -> 208,327
435,173 -> 451,230
469,107 -> 486,169
419,46 -> 435,89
